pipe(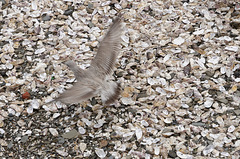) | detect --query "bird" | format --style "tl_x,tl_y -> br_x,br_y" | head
51,15 -> 123,105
